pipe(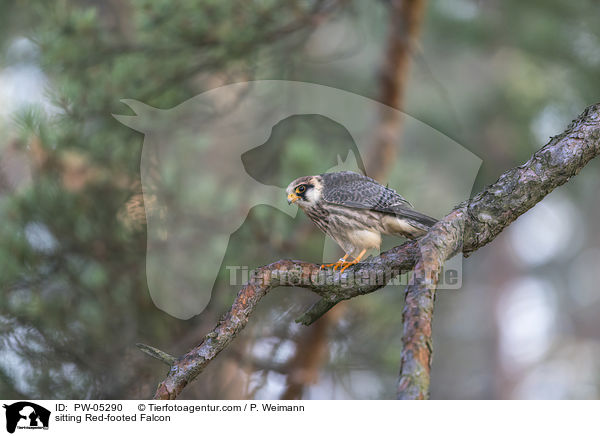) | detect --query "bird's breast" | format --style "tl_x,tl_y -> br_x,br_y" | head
304,203 -> 384,253
303,203 -> 330,234
346,229 -> 381,251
